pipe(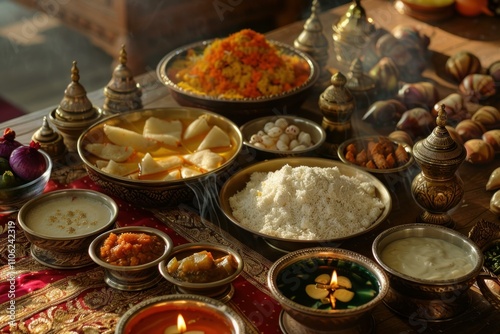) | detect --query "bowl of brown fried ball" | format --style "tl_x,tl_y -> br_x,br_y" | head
338,136 -> 414,175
